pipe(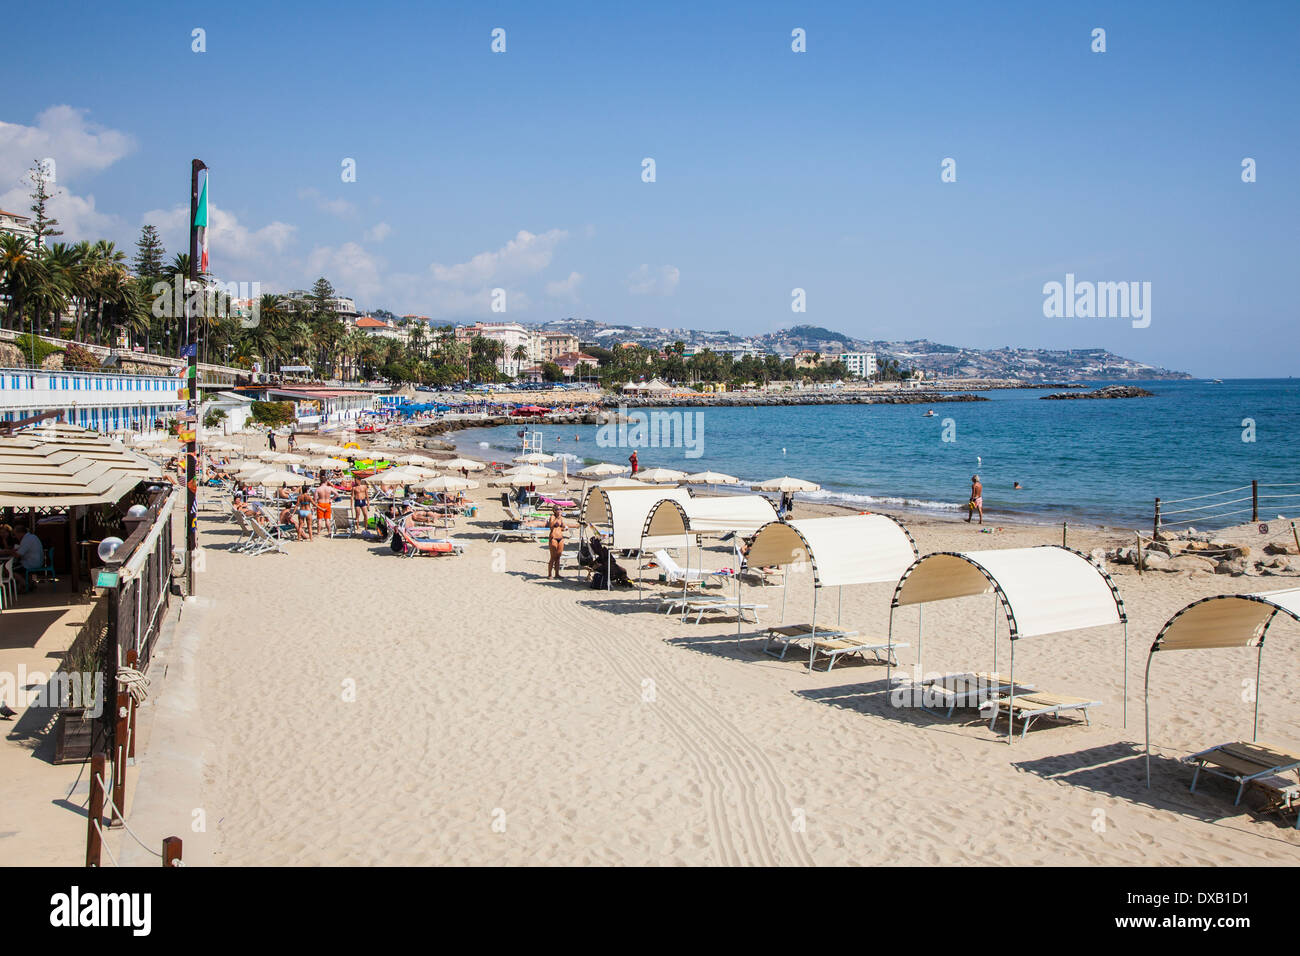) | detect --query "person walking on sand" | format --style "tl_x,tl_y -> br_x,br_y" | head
268,431 -> 277,451
966,474 -> 984,525
628,450 -> 638,476
546,507 -> 568,579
